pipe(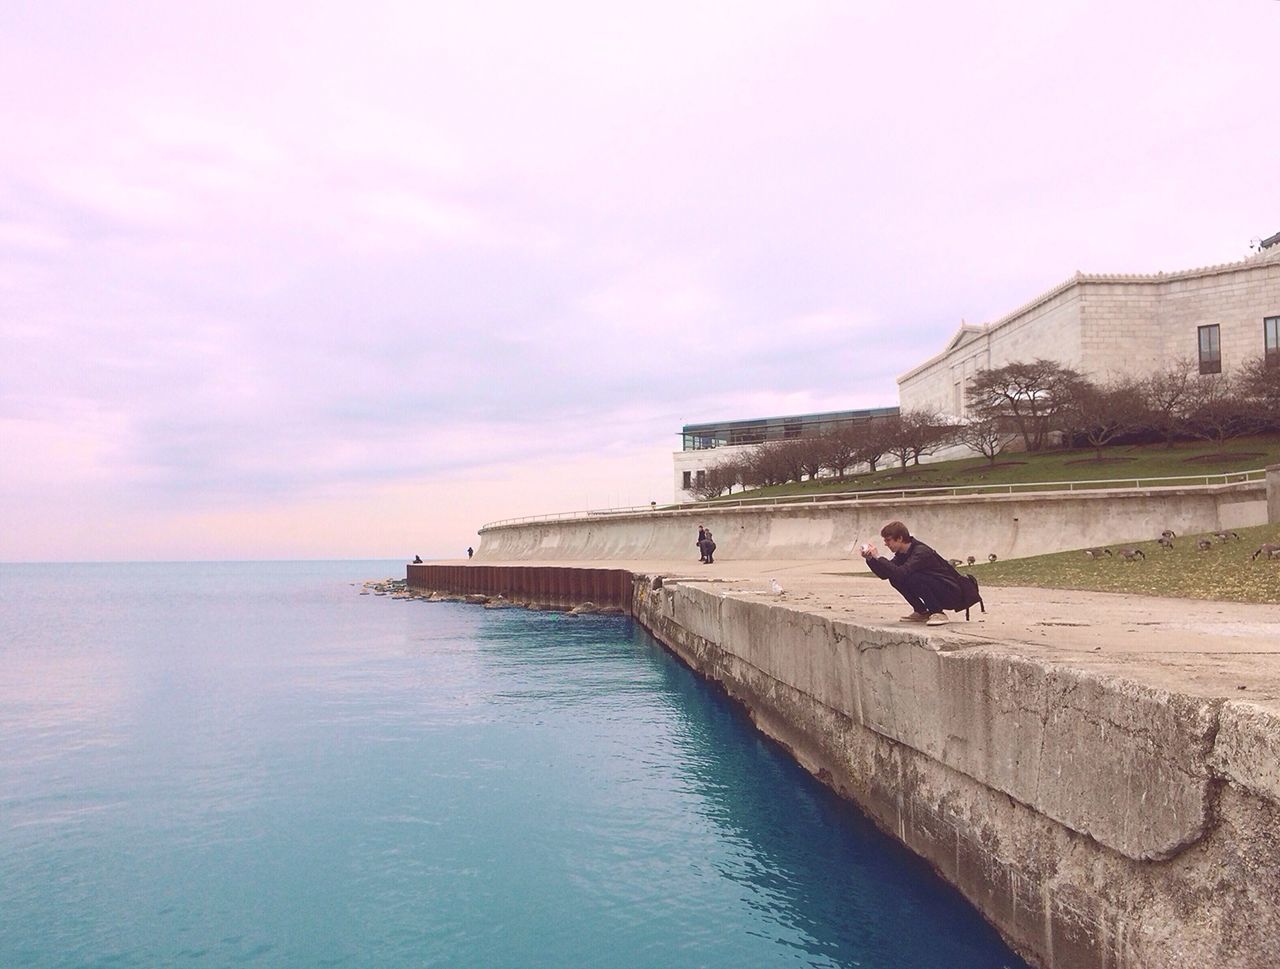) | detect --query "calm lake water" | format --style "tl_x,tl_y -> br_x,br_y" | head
0,561 -> 1028,968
